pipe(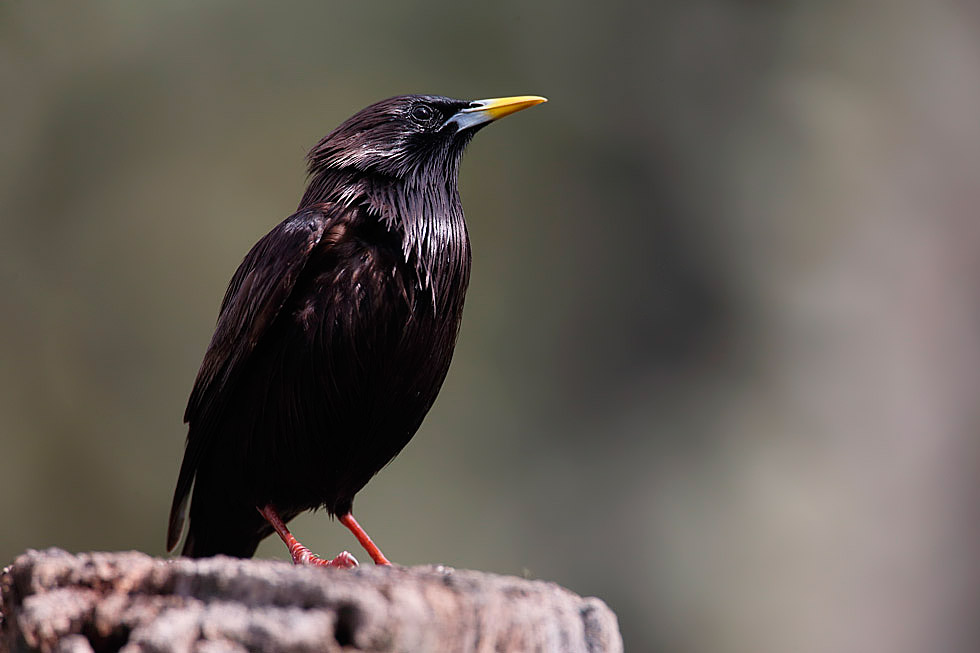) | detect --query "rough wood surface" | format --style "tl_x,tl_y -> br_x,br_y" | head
0,549 -> 622,653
